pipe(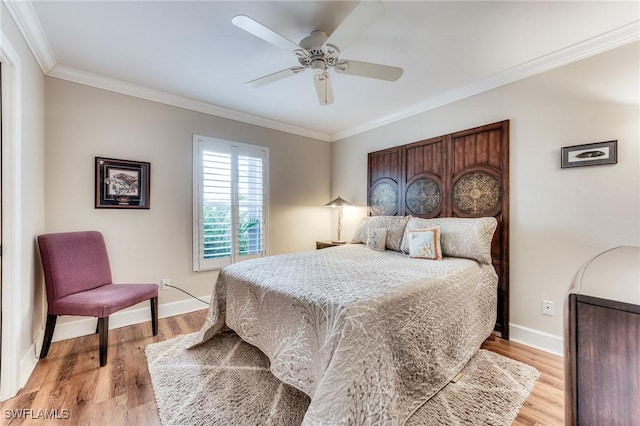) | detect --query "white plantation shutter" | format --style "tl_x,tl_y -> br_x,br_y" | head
193,135 -> 269,271
237,149 -> 264,256
202,149 -> 232,261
